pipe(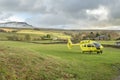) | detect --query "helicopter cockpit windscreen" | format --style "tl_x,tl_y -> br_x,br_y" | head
93,43 -> 101,49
